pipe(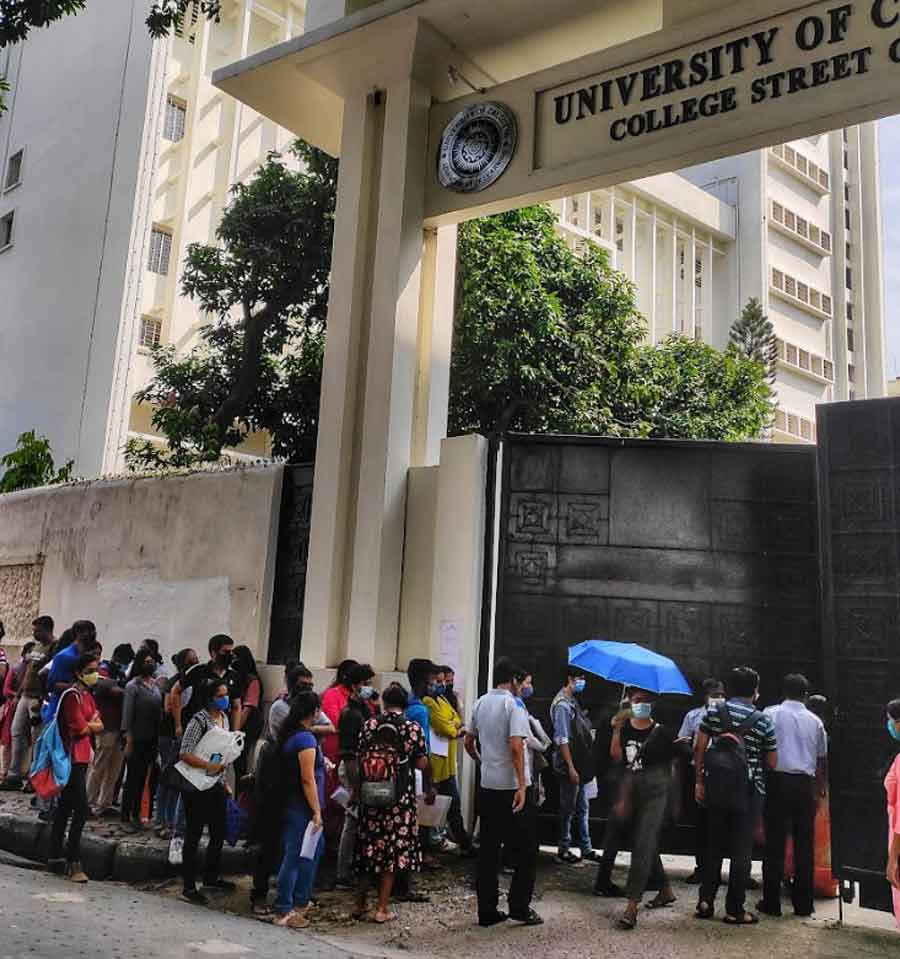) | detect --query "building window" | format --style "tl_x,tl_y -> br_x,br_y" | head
845,208 -> 851,230
847,327 -> 854,352
615,216 -> 624,253
139,315 -> 163,349
847,303 -> 853,323
846,242 -> 851,260
846,267 -> 852,290
844,184 -> 850,202
4,149 -> 23,192
0,210 -> 14,250
163,96 -> 187,143
148,225 -> 173,275
848,364 -> 856,383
